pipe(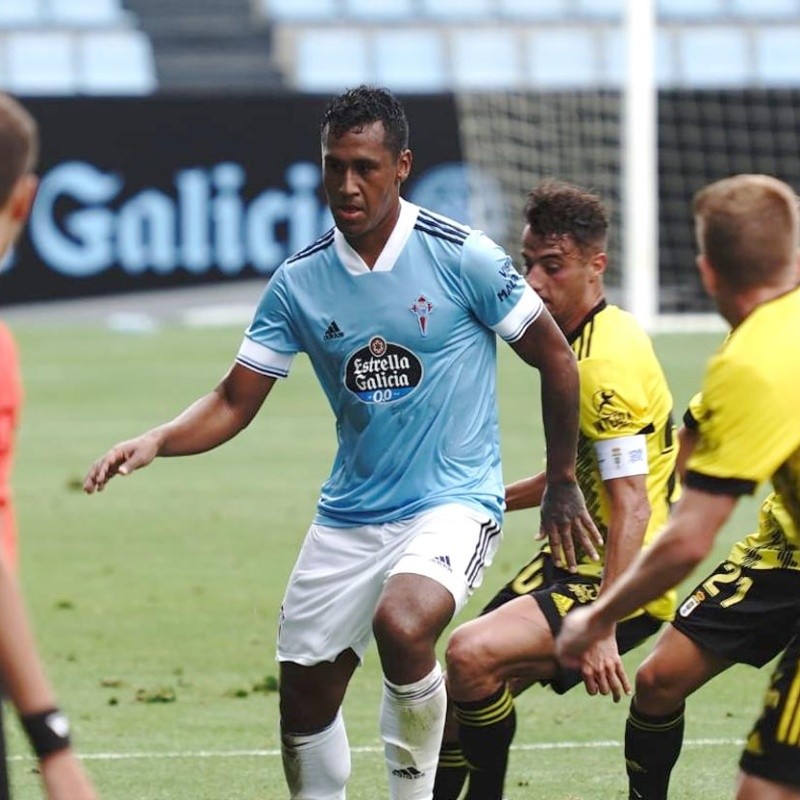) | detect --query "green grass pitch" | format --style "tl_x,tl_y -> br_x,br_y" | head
5,322 -> 766,799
